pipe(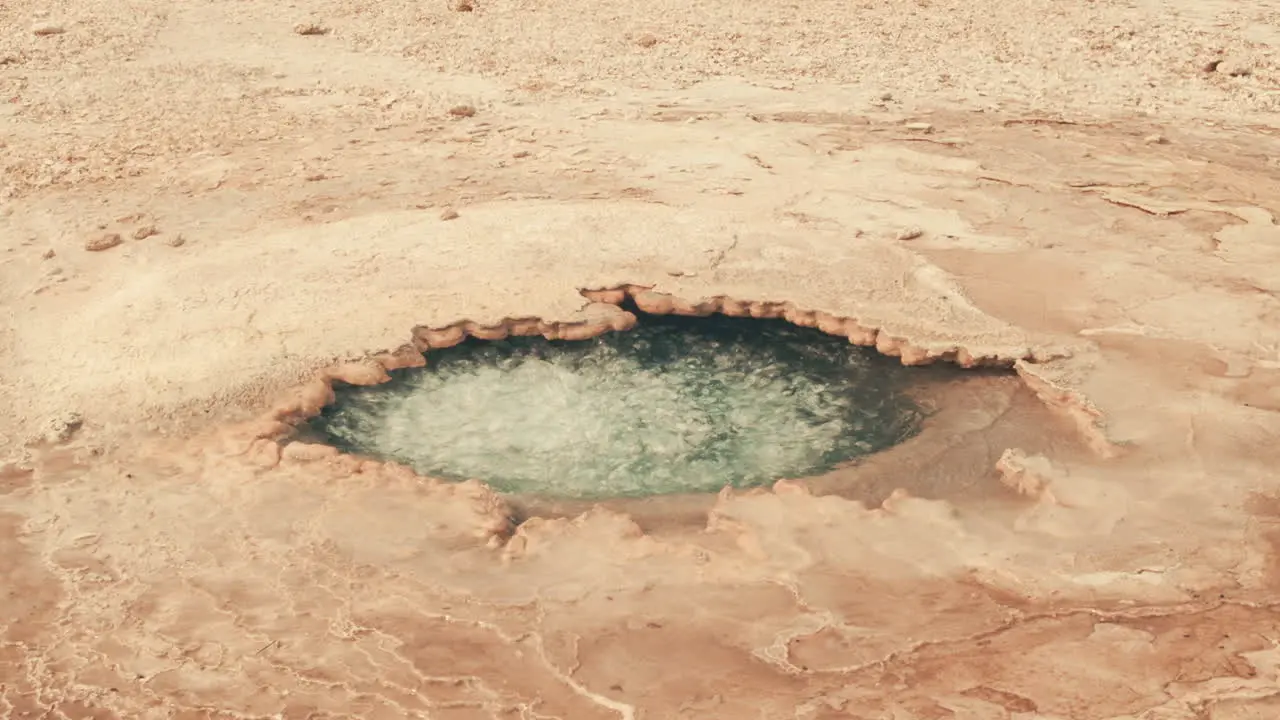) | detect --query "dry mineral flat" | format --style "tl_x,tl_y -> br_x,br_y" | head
3,0 -> 1280,717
